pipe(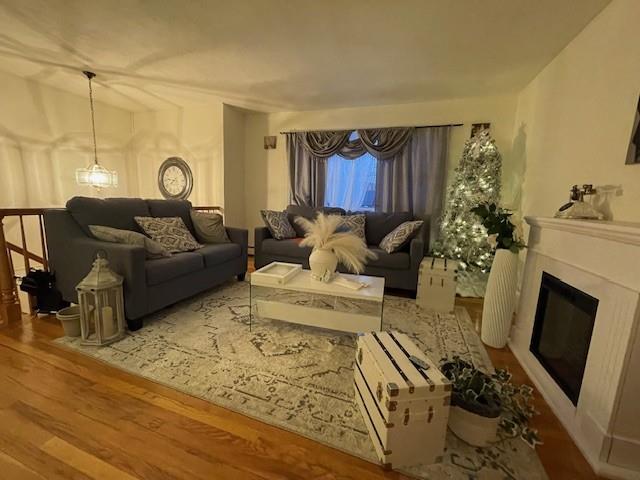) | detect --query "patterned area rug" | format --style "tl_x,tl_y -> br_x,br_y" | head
57,280 -> 547,480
